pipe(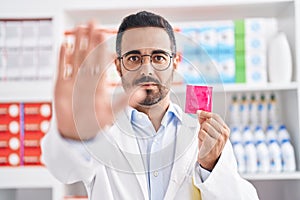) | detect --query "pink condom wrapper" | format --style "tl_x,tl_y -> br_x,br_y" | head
185,85 -> 213,114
